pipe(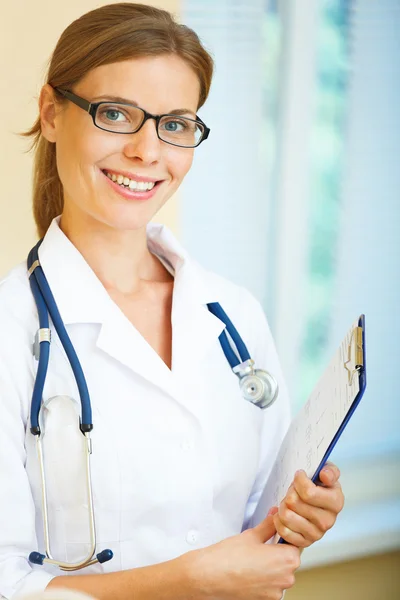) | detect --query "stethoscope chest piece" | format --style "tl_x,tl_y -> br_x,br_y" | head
206,302 -> 279,410
234,360 -> 279,409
